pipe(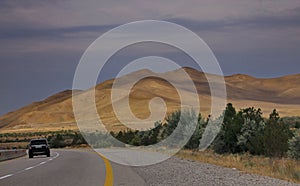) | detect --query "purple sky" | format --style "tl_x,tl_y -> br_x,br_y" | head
1,0 -> 300,115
